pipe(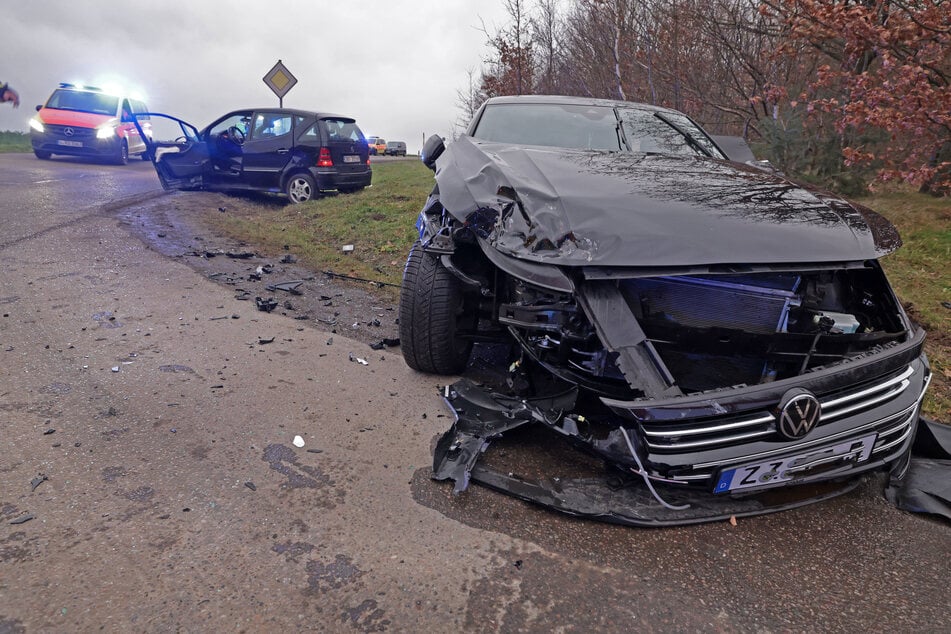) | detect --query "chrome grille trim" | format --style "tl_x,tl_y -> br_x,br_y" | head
820,365 -> 914,421
642,413 -> 774,438
693,398 -> 923,470
872,424 -> 914,455
640,364 -> 916,453
645,429 -> 773,451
